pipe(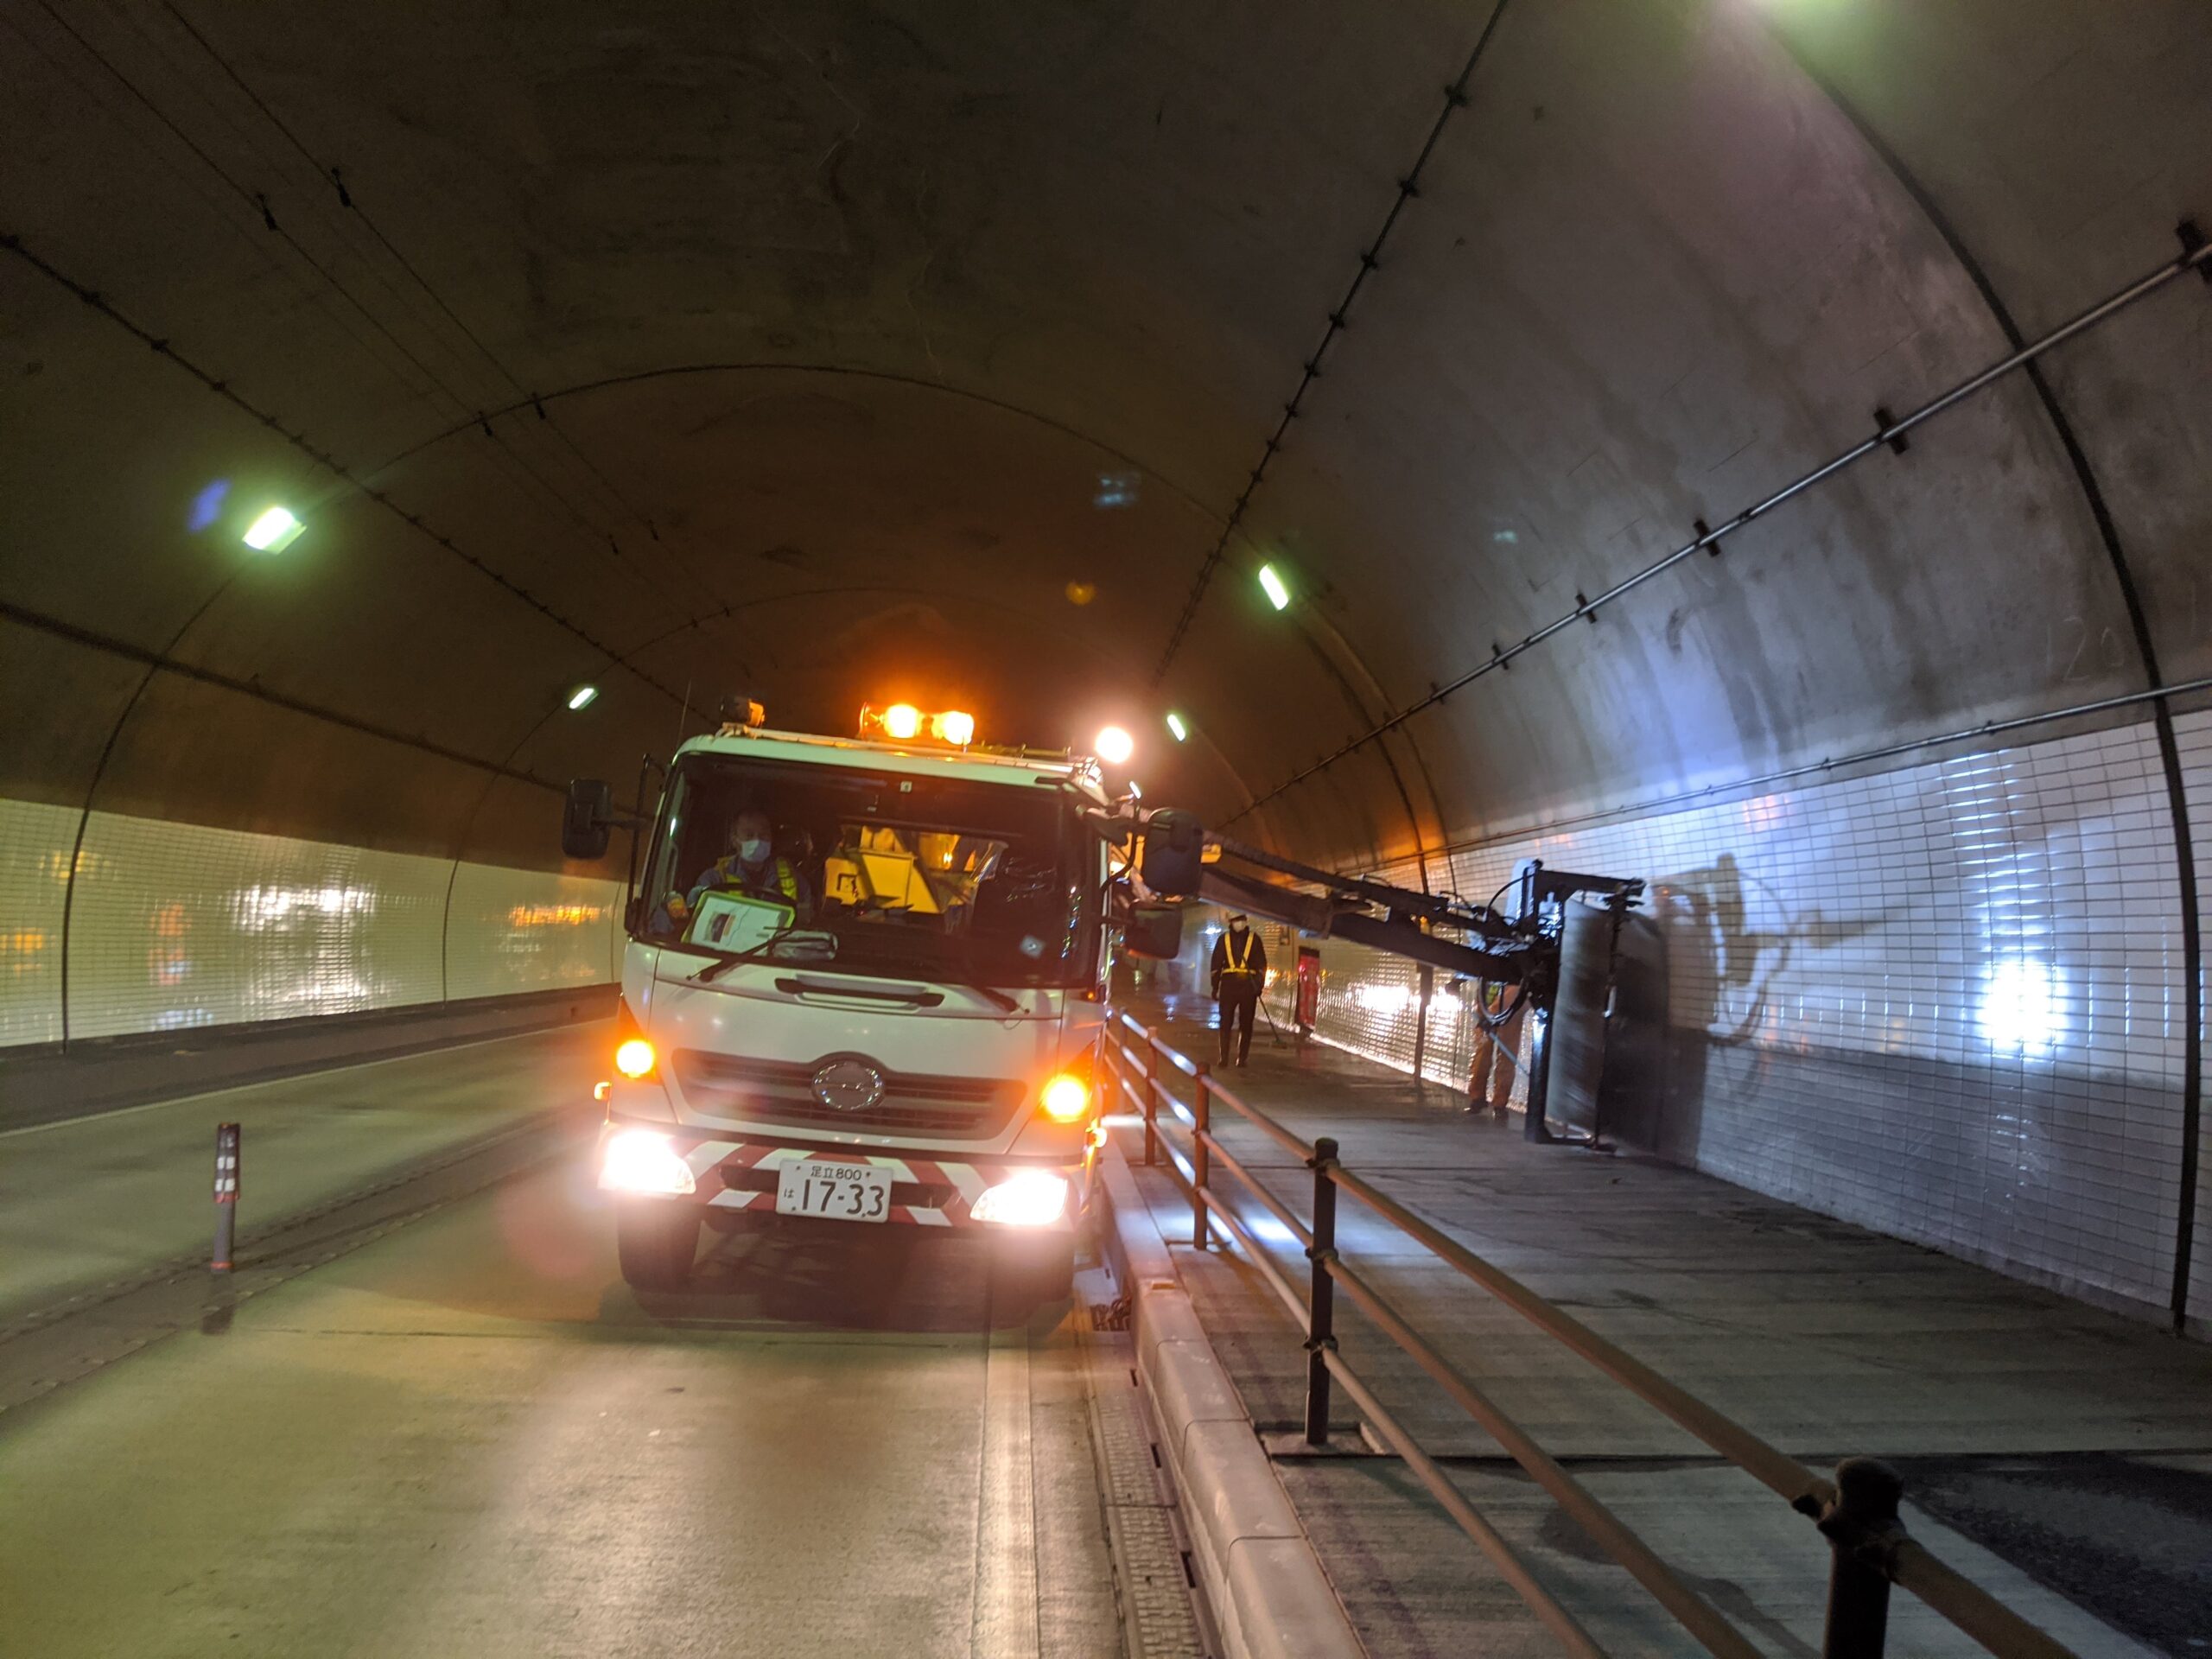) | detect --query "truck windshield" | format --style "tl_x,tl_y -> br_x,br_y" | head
636,753 -> 1097,989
